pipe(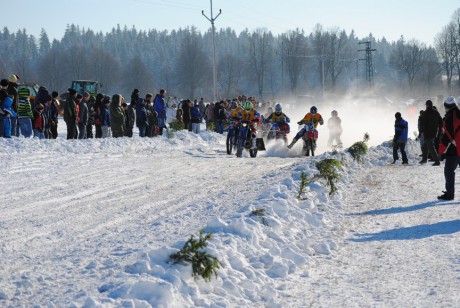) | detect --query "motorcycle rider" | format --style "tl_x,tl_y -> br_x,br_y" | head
264,103 -> 290,125
287,105 -> 324,149
327,110 -> 343,148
